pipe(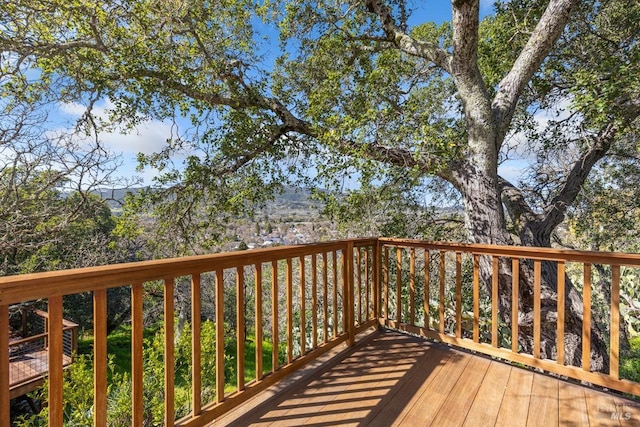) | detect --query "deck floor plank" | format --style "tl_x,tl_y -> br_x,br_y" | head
214,330 -> 640,427
463,360 -> 512,426
558,380 -> 589,426
526,371 -> 559,426
430,354 -> 491,427
495,365 -> 534,426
